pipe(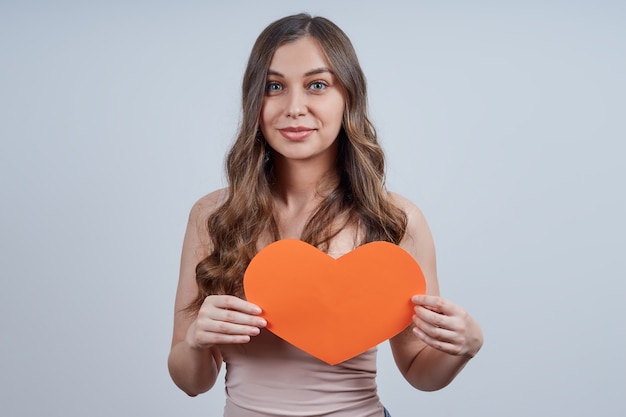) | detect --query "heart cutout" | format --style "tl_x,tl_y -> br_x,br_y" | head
243,239 -> 426,365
